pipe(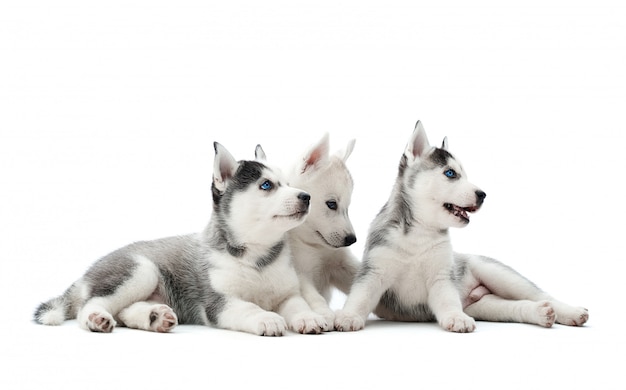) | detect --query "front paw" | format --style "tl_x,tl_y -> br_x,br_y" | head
439,312 -> 476,333
315,307 -> 336,328
334,310 -> 365,332
290,312 -> 329,334
254,312 -> 287,336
